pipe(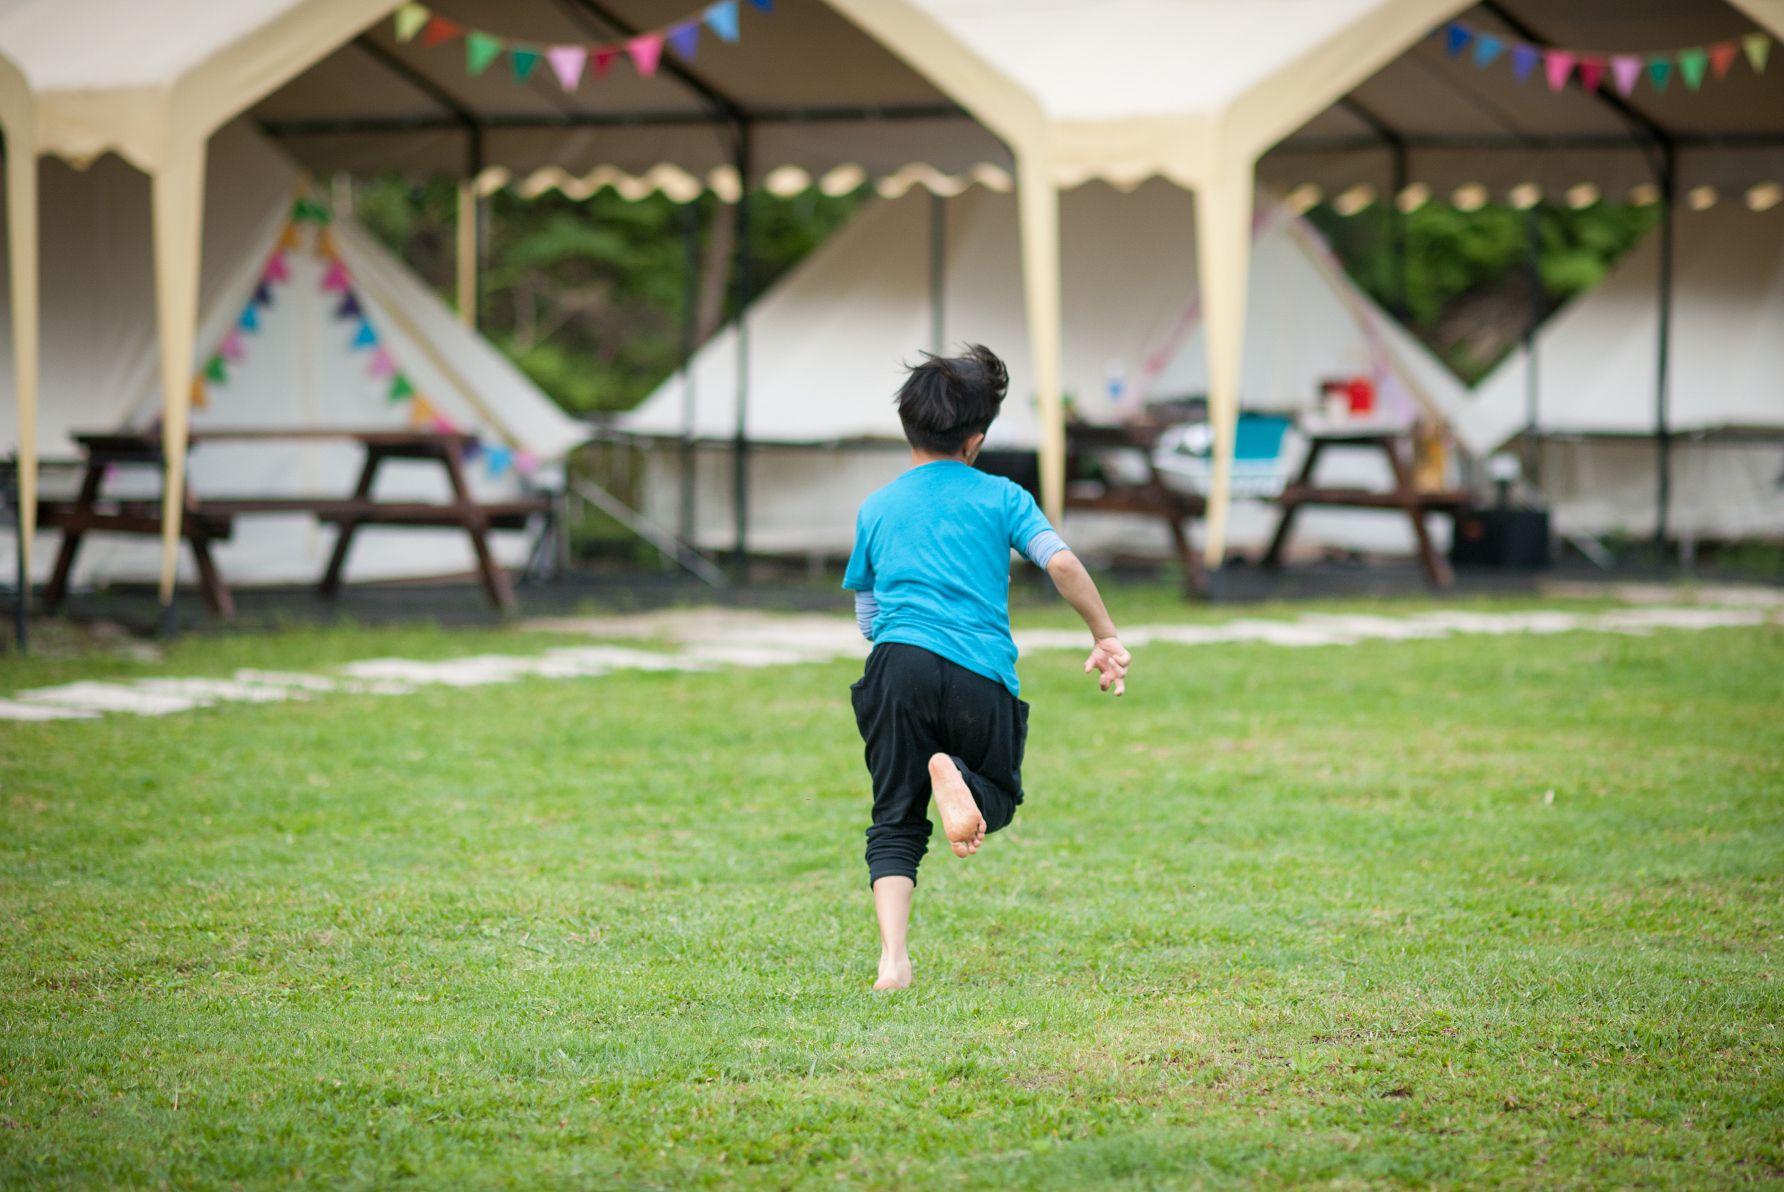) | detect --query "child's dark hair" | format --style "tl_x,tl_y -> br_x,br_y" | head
894,343 -> 1010,455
